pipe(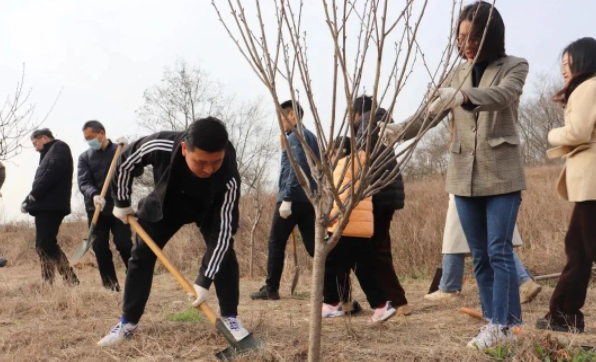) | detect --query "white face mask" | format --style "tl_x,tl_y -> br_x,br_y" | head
87,135 -> 102,150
